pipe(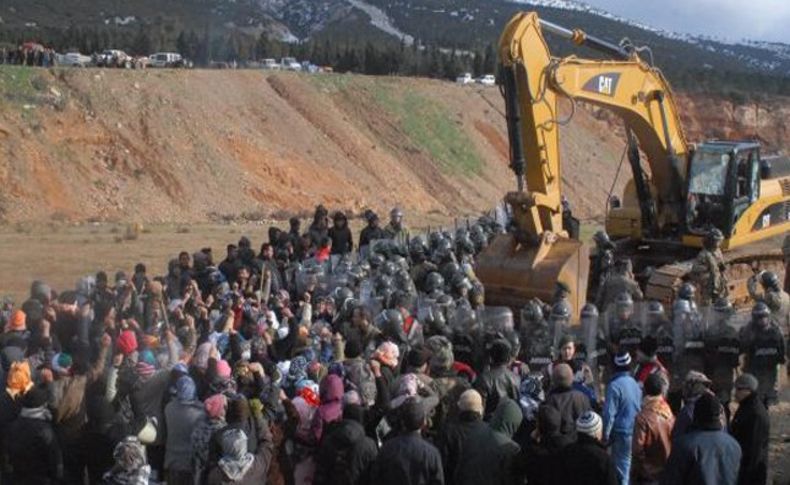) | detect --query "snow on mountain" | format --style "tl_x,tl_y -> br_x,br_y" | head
507,0 -> 790,74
